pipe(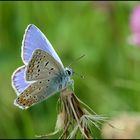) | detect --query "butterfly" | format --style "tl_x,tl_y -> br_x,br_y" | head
11,24 -> 74,109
